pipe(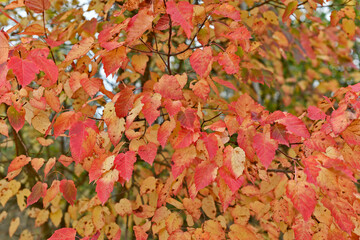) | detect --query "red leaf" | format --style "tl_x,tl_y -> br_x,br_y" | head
115,87 -> 134,118
138,142 -> 158,165
282,1 -> 298,22
330,107 -> 350,135
154,75 -> 183,100
190,47 -> 213,77
278,113 -> 310,139
218,167 -> 245,193
171,146 -> 196,178
302,156 -> 321,185
271,124 -> 289,146
253,132 -> 278,169
96,169 -> 119,204
8,56 -> 39,86
224,26 -> 251,42
158,119 -> 176,148
166,1 -> 193,39
213,3 -> 241,20
202,133 -> 218,160
65,37 -> 94,62
60,179 -> 77,205
81,78 -> 102,97
0,31 -> 9,65
48,228 -> 76,240
304,131 -> 337,152
25,0 -> 50,13
190,79 -> 210,100
293,217 -> 314,240
194,161 -> 218,191
7,106 -> 25,132
163,99 -> 182,117
27,48 -> 58,84
178,109 -> 198,131
217,52 -> 240,74
321,197 -> 355,234
141,93 -> 161,125
286,180 -> 316,221
27,181 -> 47,207
53,111 -> 82,138
69,119 -> 98,164
8,155 -> 30,173
114,151 -> 137,181
212,77 -> 237,91
101,46 -> 127,77
126,9 -> 154,44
